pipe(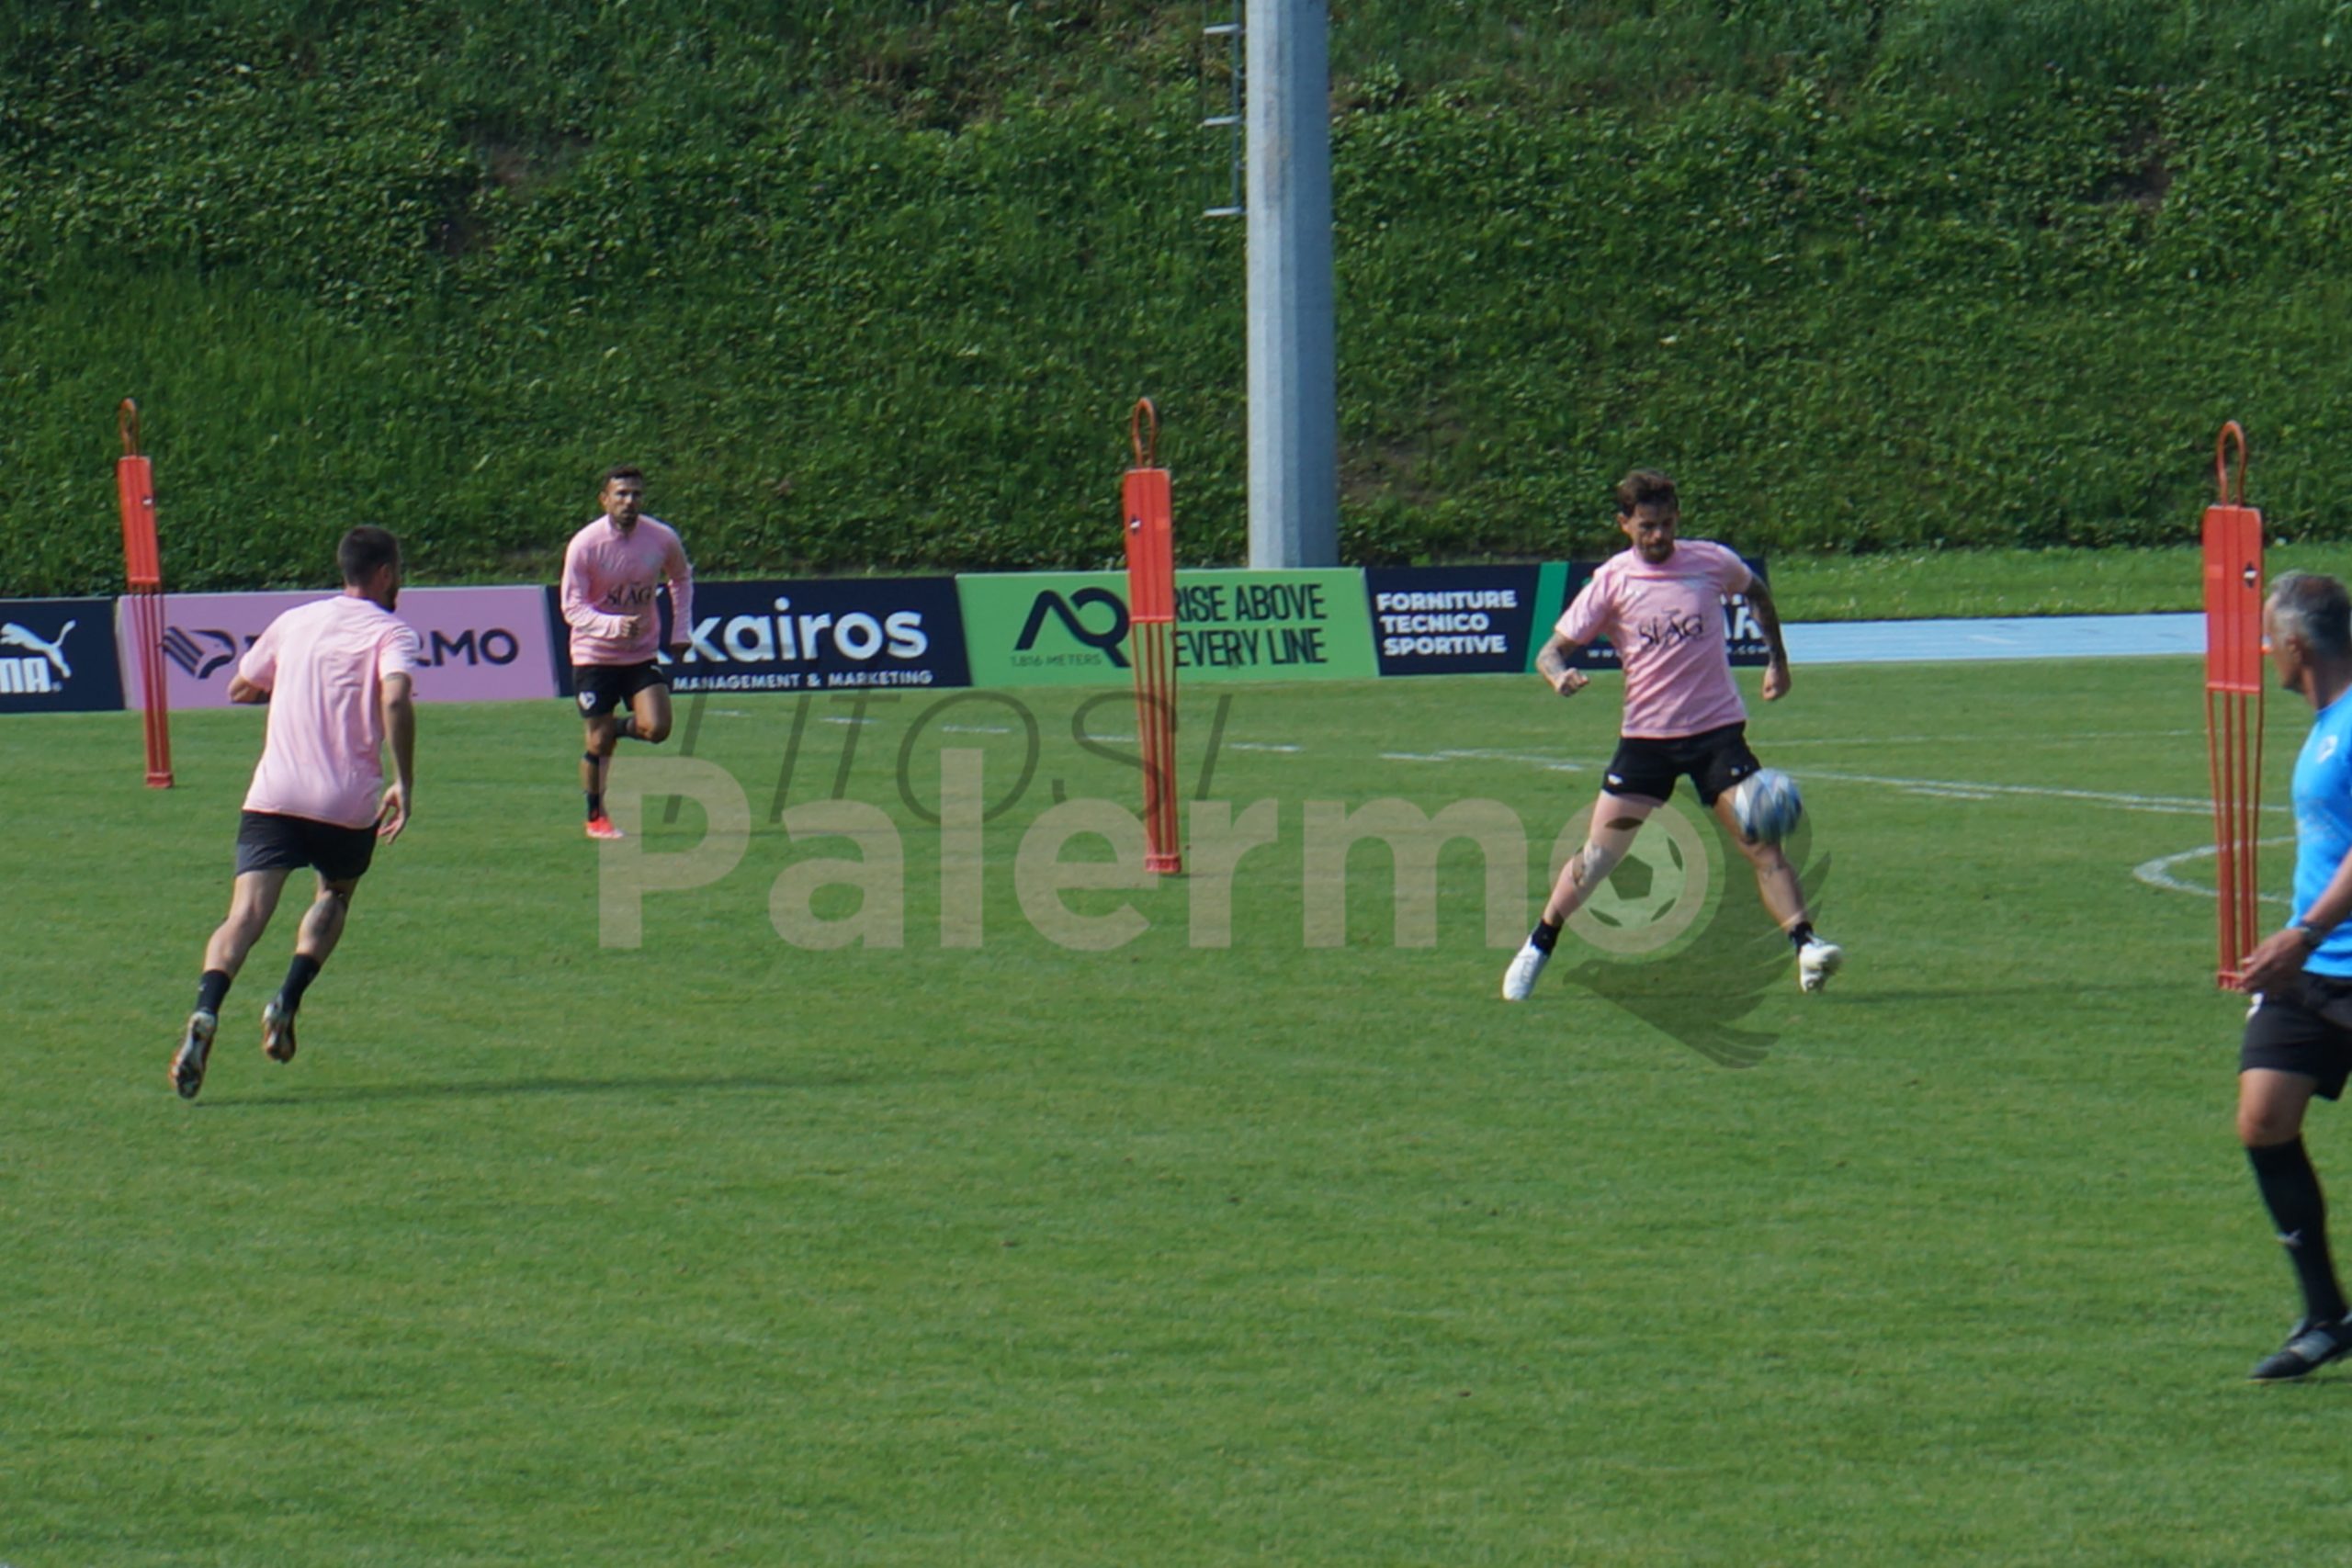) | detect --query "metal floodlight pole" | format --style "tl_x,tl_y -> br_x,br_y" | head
1245,0 -> 1339,569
